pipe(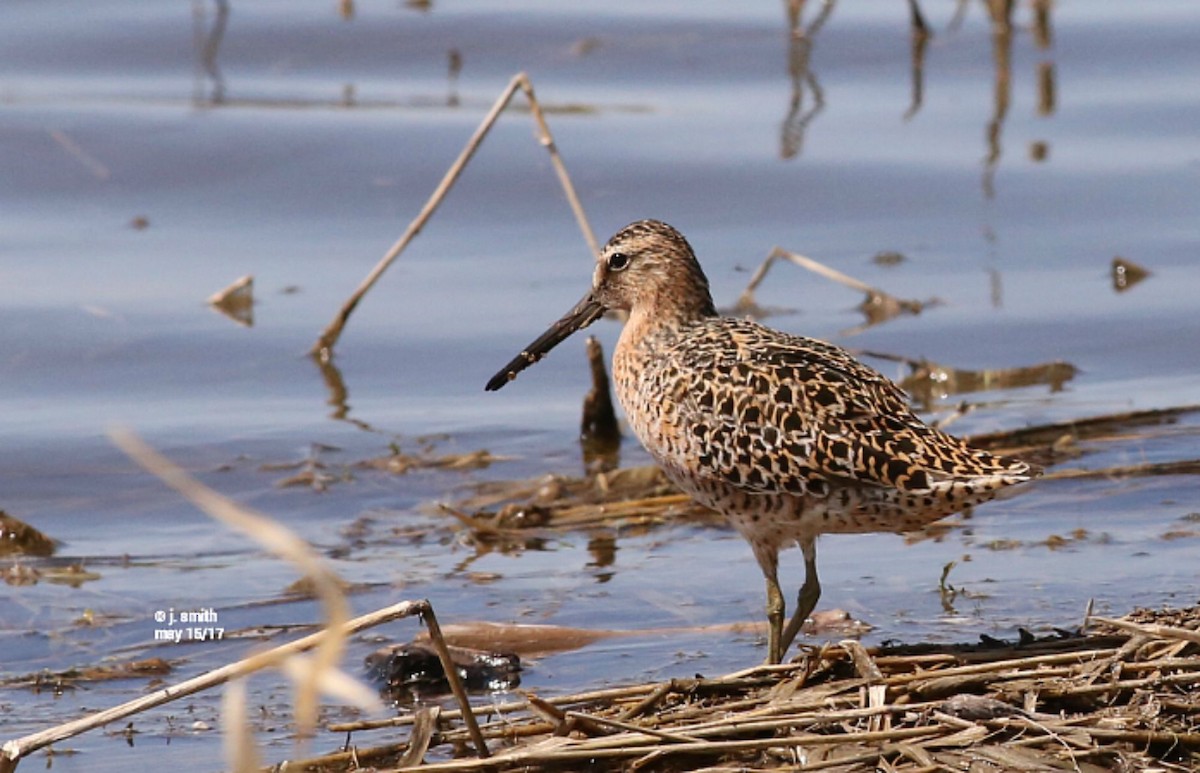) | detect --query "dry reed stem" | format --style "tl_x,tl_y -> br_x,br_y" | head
735,246 -> 926,326
966,402 -> 1200,453
397,707 -> 441,767
314,605 -> 1200,773
421,604 -> 490,759
388,726 -> 945,772
329,681 -> 669,733
0,600 -> 417,772
312,72 -> 597,359
1089,615 -> 1200,646
222,679 -> 262,773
